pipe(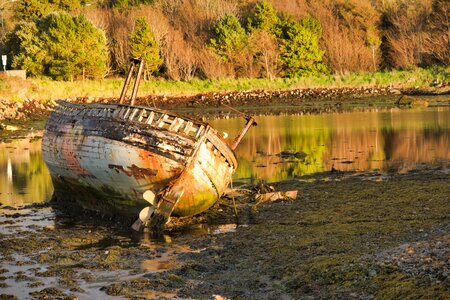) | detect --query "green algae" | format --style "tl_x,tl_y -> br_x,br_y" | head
373,274 -> 448,300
